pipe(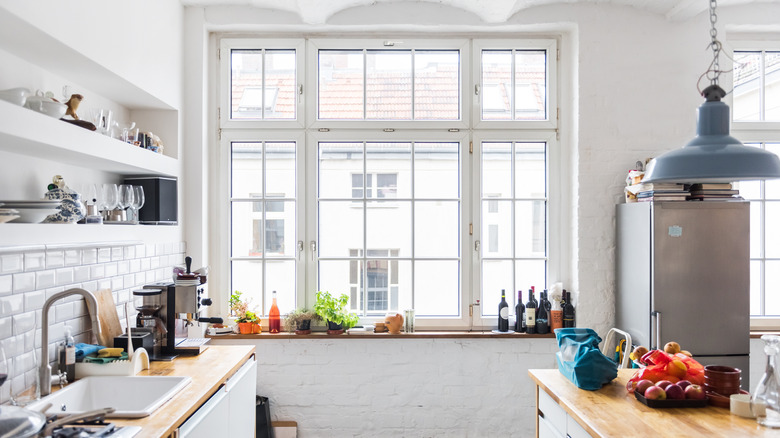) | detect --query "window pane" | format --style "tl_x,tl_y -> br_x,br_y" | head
319,260 -> 357,309
266,142 -> 296,198
415,201 -> 459,258
482,200 -> 512,258
232,260 -> 263,314
319,201 -> 364,257
231,142 -> 262,198
232,201 -> 262,257
482,50 -> 512,120
750,201 -> 761,259
265,201 -> 295,257
231,50 -> 262,119
766,144 -> 780,199
366,50 -> 412,120
733,51 -> 761,122
516,200 -> 546,256
482,142 -> 512,198
414,50 -> 459,120
766,201 -> 780,258
766,52 -> 780,121
264,260 -> 295,315
319,142 -> 363,198
515,51 -> 546,120
265,50 -> 296,120
414,142 -> 459,199
751,260 -> 761,316
415,260 -> 459,316
481,260 -> 512,317
367,142 -> 410,198
319,50 -> 364,119
515,142 -> 546,198
367,201 -> 411,257
766,261 -> 780,315
515,260 -> 546,302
